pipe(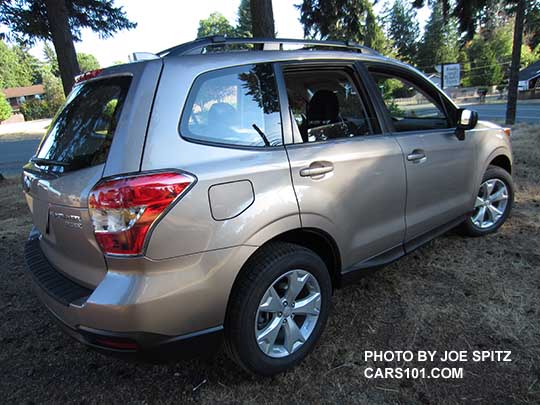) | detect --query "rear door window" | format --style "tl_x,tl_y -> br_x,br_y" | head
180,63 -> 282,147
35,76 -> 131,172
283,68 -> 378,143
